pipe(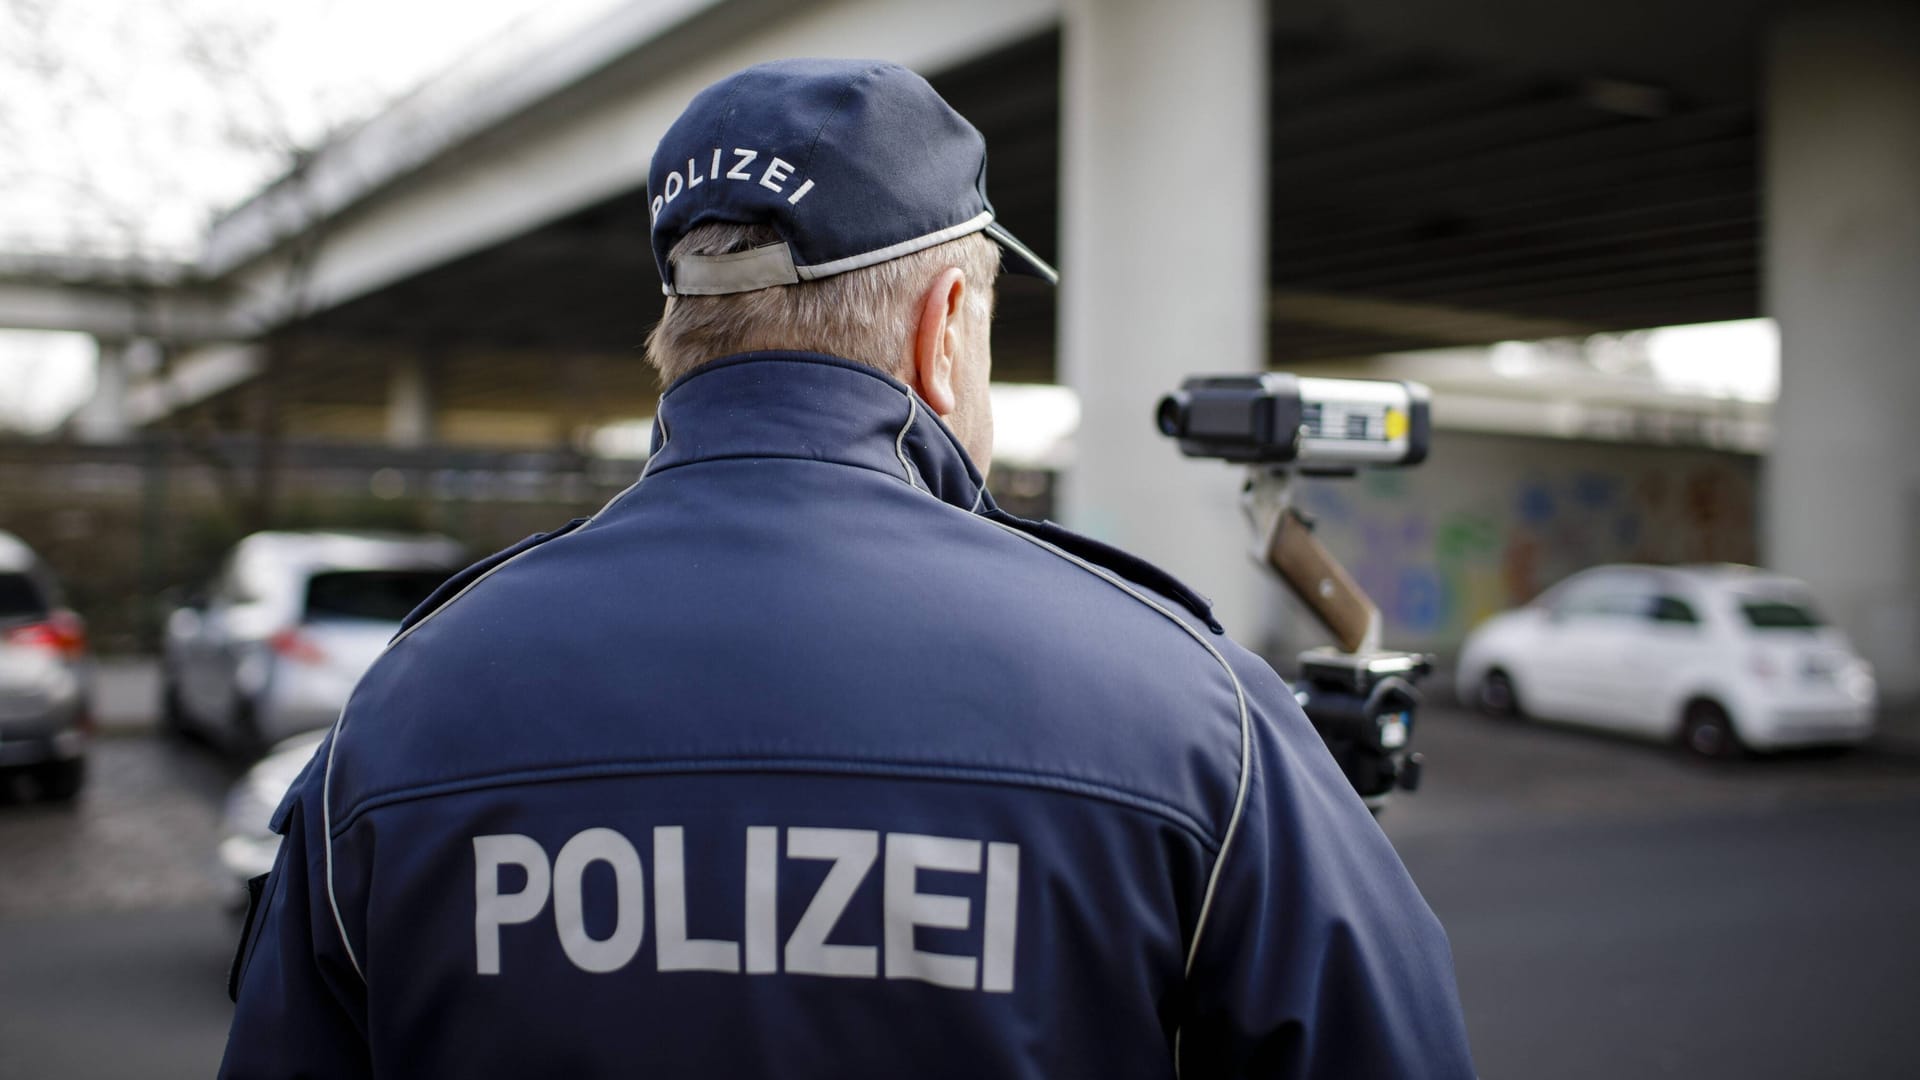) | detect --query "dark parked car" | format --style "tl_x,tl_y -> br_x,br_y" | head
0,530 -> 90,800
